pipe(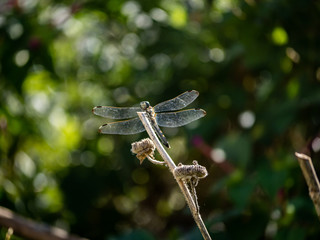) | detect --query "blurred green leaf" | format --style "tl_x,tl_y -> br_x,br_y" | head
257,163 -> 287,198
228,175 -> 256,208
216,133 -> 252,169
